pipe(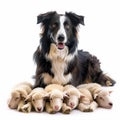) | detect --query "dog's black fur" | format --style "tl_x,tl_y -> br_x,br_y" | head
33,11 -> 116,88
